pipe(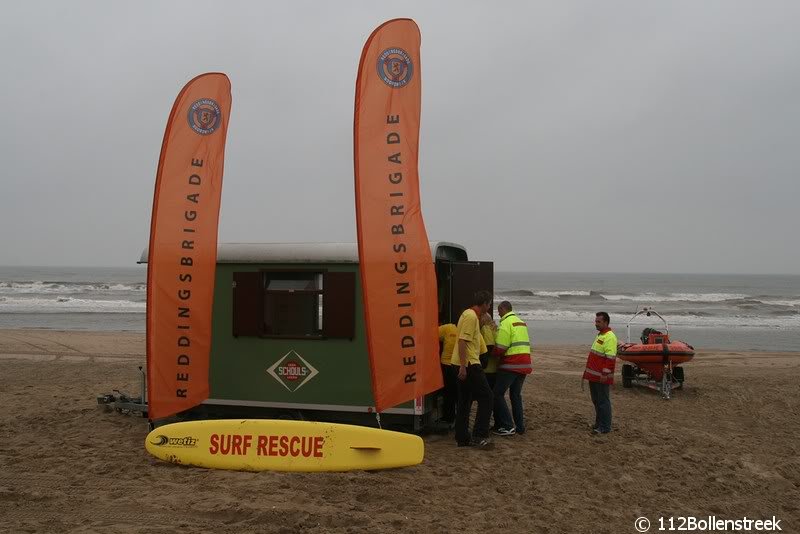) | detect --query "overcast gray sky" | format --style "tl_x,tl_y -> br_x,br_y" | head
1,1 -> 798,274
